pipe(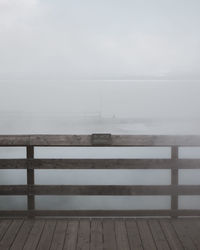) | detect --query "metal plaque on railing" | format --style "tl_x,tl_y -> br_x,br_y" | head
91,133 -> 112,146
